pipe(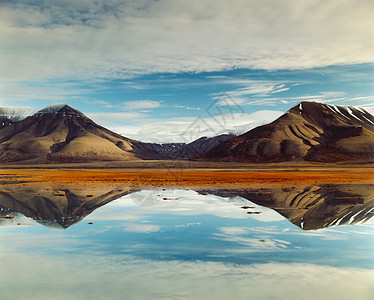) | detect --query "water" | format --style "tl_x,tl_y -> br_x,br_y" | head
1,184 -> 373,299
